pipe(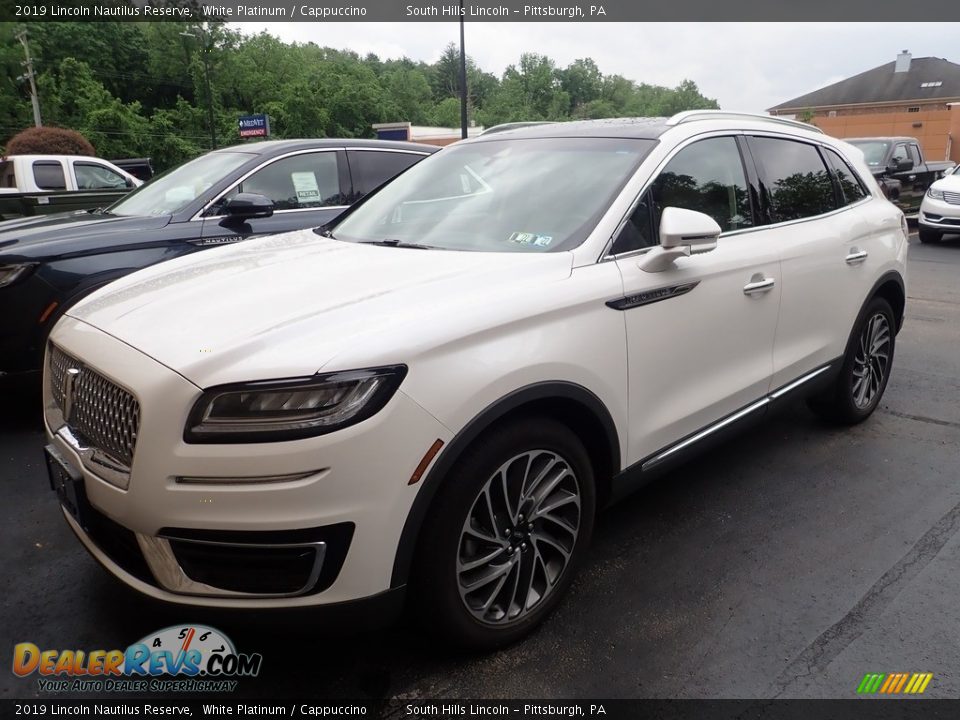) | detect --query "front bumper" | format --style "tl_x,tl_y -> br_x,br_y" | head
919,195 -> 960,232
44,316 -> 452,608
